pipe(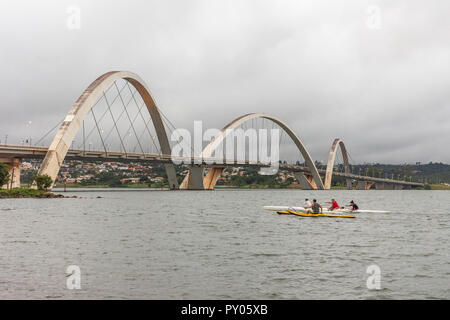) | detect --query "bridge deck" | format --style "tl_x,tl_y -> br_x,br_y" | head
0,144 -> 423,187
0,144 -> 267,167
280,164 -> 423,186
